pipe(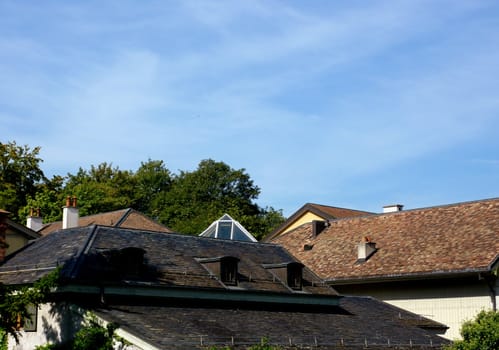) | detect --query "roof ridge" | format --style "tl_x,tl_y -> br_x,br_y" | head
67,225 -> 99,280
115,208 -> 134,227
